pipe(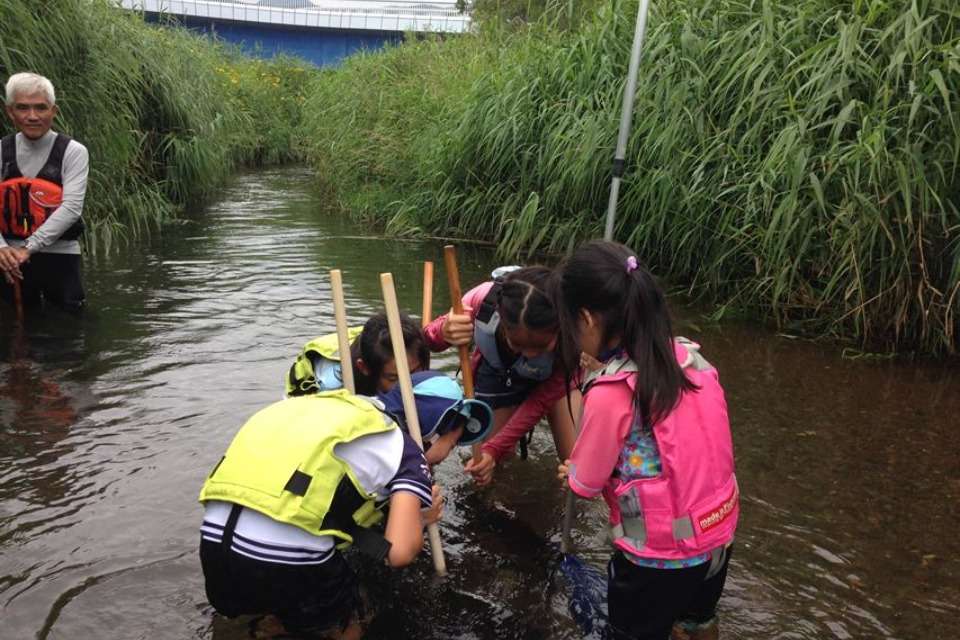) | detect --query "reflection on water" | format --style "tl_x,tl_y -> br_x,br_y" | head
0,167 -> 956,639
